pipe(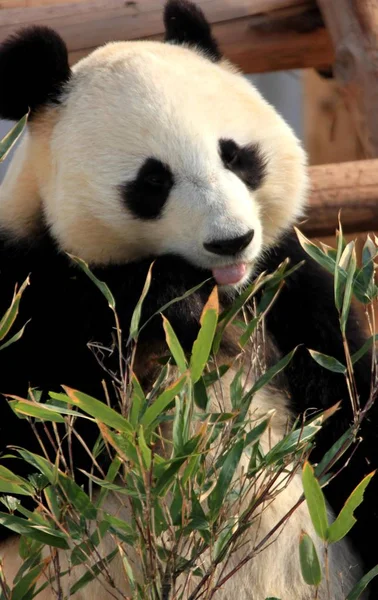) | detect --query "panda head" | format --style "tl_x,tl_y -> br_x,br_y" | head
0,0 -> 308,287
